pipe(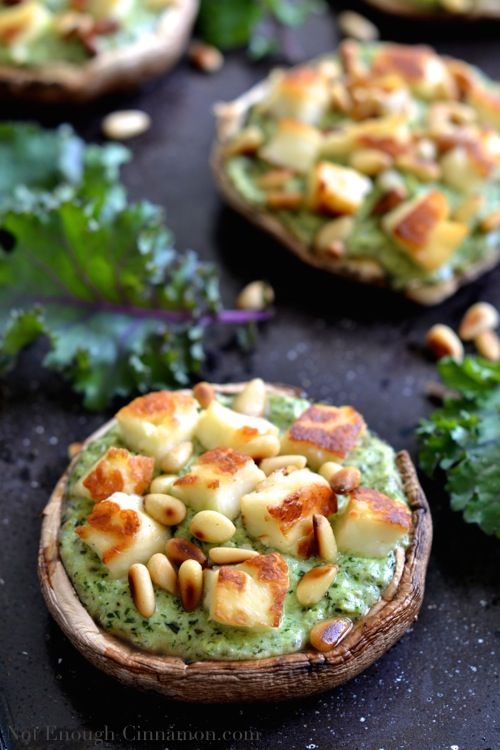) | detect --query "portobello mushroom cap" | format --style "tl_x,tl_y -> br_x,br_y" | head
0,0 -> 198,103
211,74 -> 500,307
39,382 -> 432,702
362,0 -> 500,20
